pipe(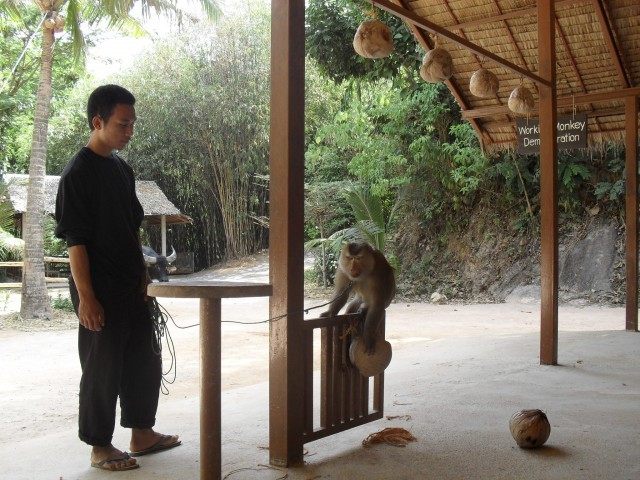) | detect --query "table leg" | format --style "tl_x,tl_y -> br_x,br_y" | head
200,298 -> 222,480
